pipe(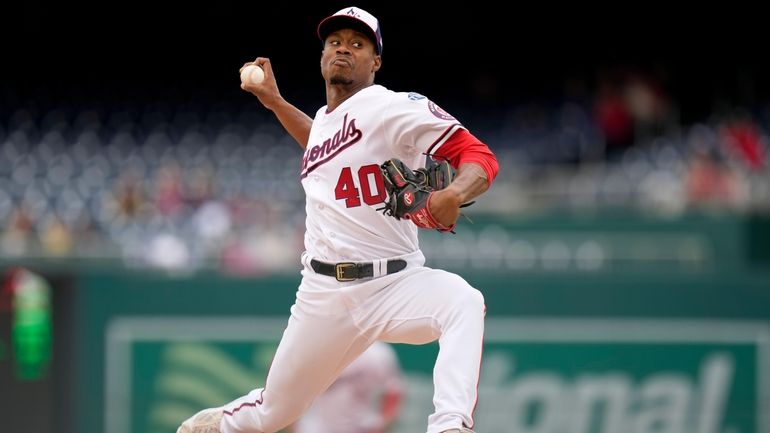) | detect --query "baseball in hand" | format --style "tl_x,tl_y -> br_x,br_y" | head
240,65 -> 265,85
